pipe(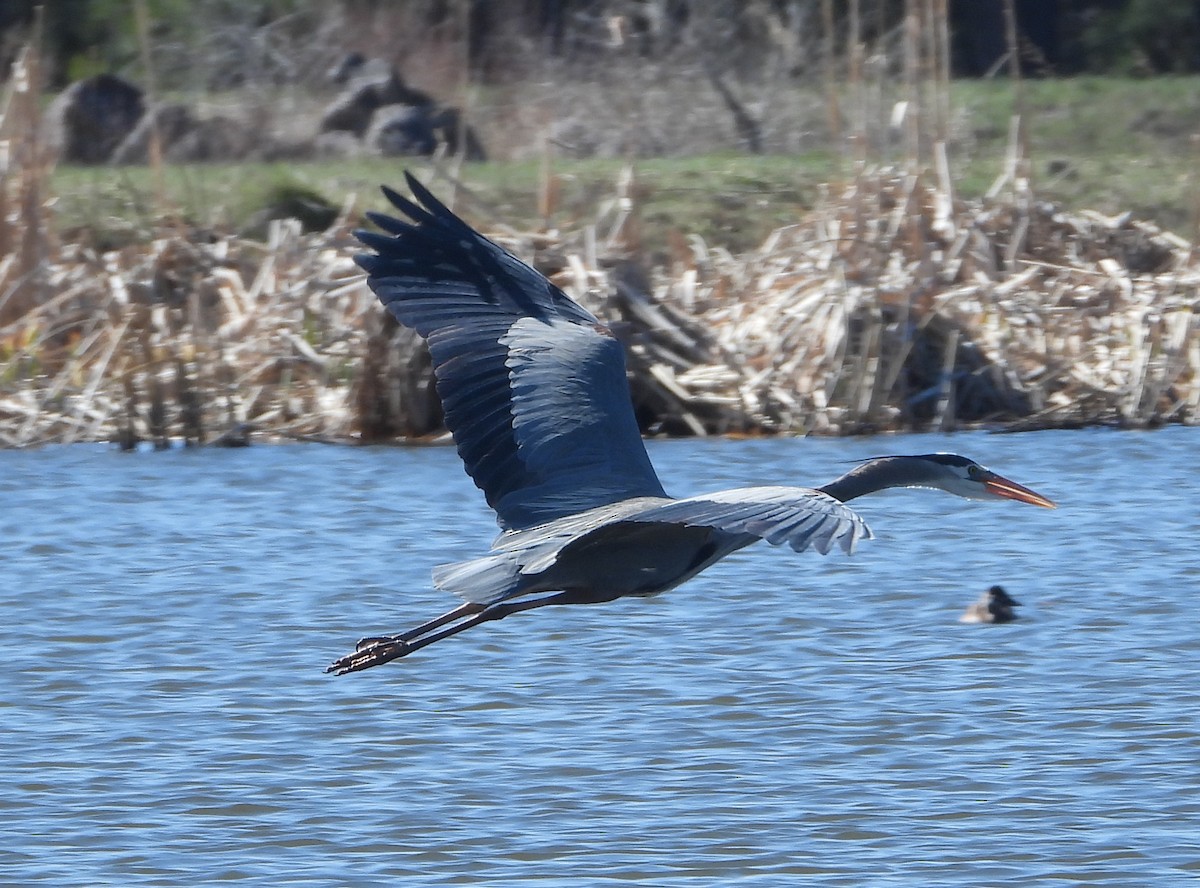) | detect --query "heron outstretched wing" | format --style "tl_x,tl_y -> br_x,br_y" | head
484,486 -> 871,581
355,173 -> 667,530
623,486 -> 874,555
